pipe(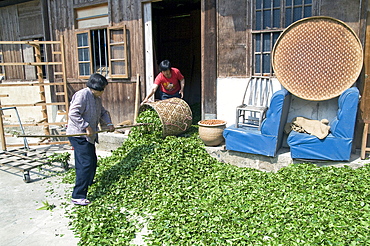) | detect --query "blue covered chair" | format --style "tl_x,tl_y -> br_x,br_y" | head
287,87 -> 360,161
223,89 -> 291,157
